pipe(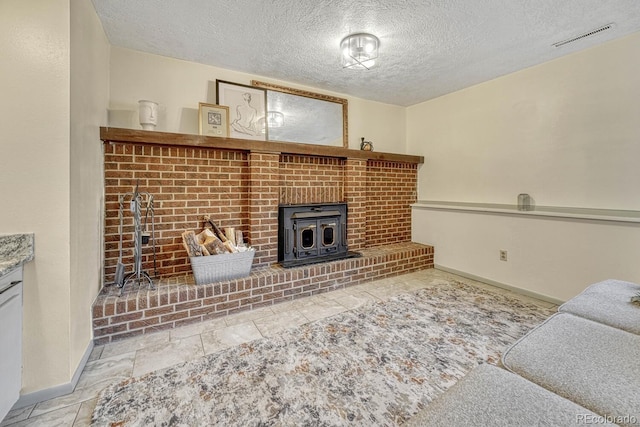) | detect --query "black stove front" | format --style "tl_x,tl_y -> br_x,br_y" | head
278,202 -> 354,268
